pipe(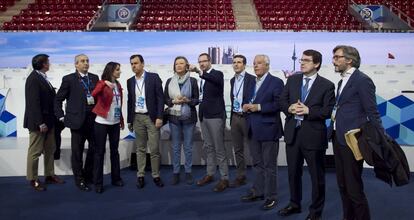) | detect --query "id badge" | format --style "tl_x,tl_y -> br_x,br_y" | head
86,94 -> 95,105
233,100 -> 240,112
137,96 -> 145,109
114,107 -> 121,119
331,106 -> 337,121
